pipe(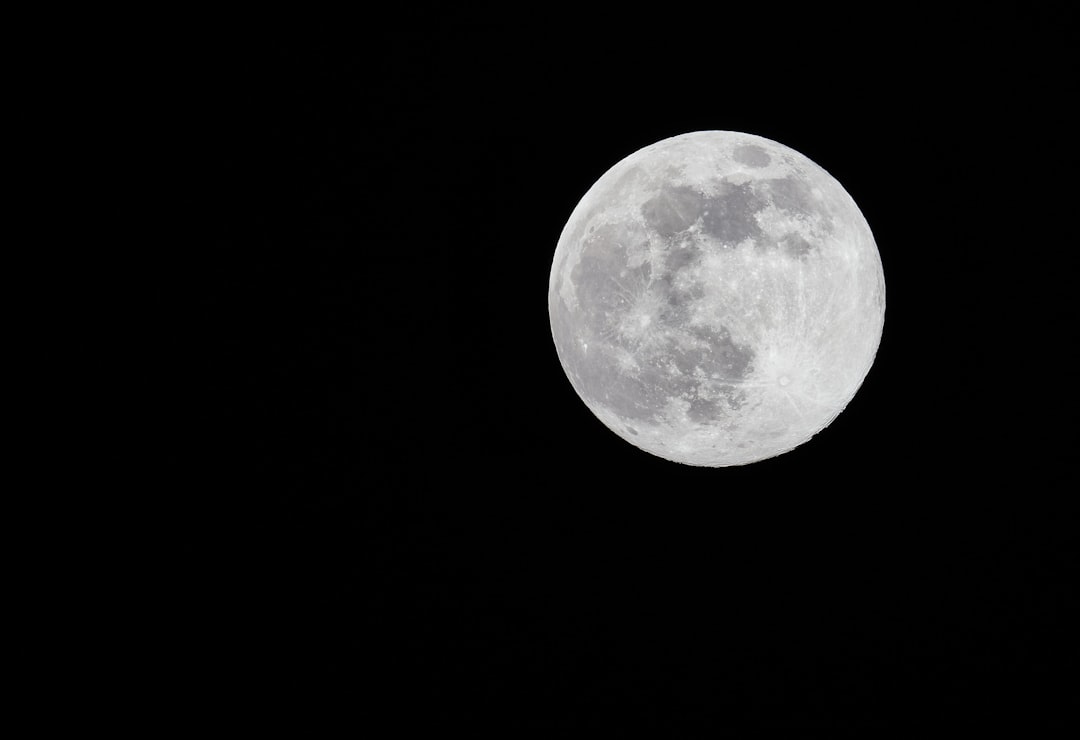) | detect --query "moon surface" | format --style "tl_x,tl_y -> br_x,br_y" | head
548,131 -> 885,466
